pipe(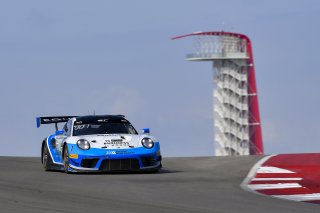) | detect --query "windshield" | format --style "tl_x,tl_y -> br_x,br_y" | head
73,122 -> 138,136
